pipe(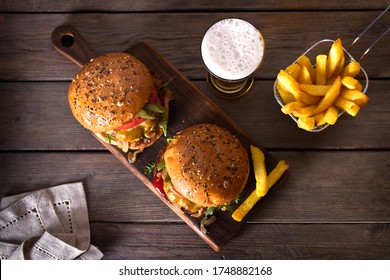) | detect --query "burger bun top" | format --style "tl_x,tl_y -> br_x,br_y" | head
164,123 -> 250,207
68,53 -> 154,133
